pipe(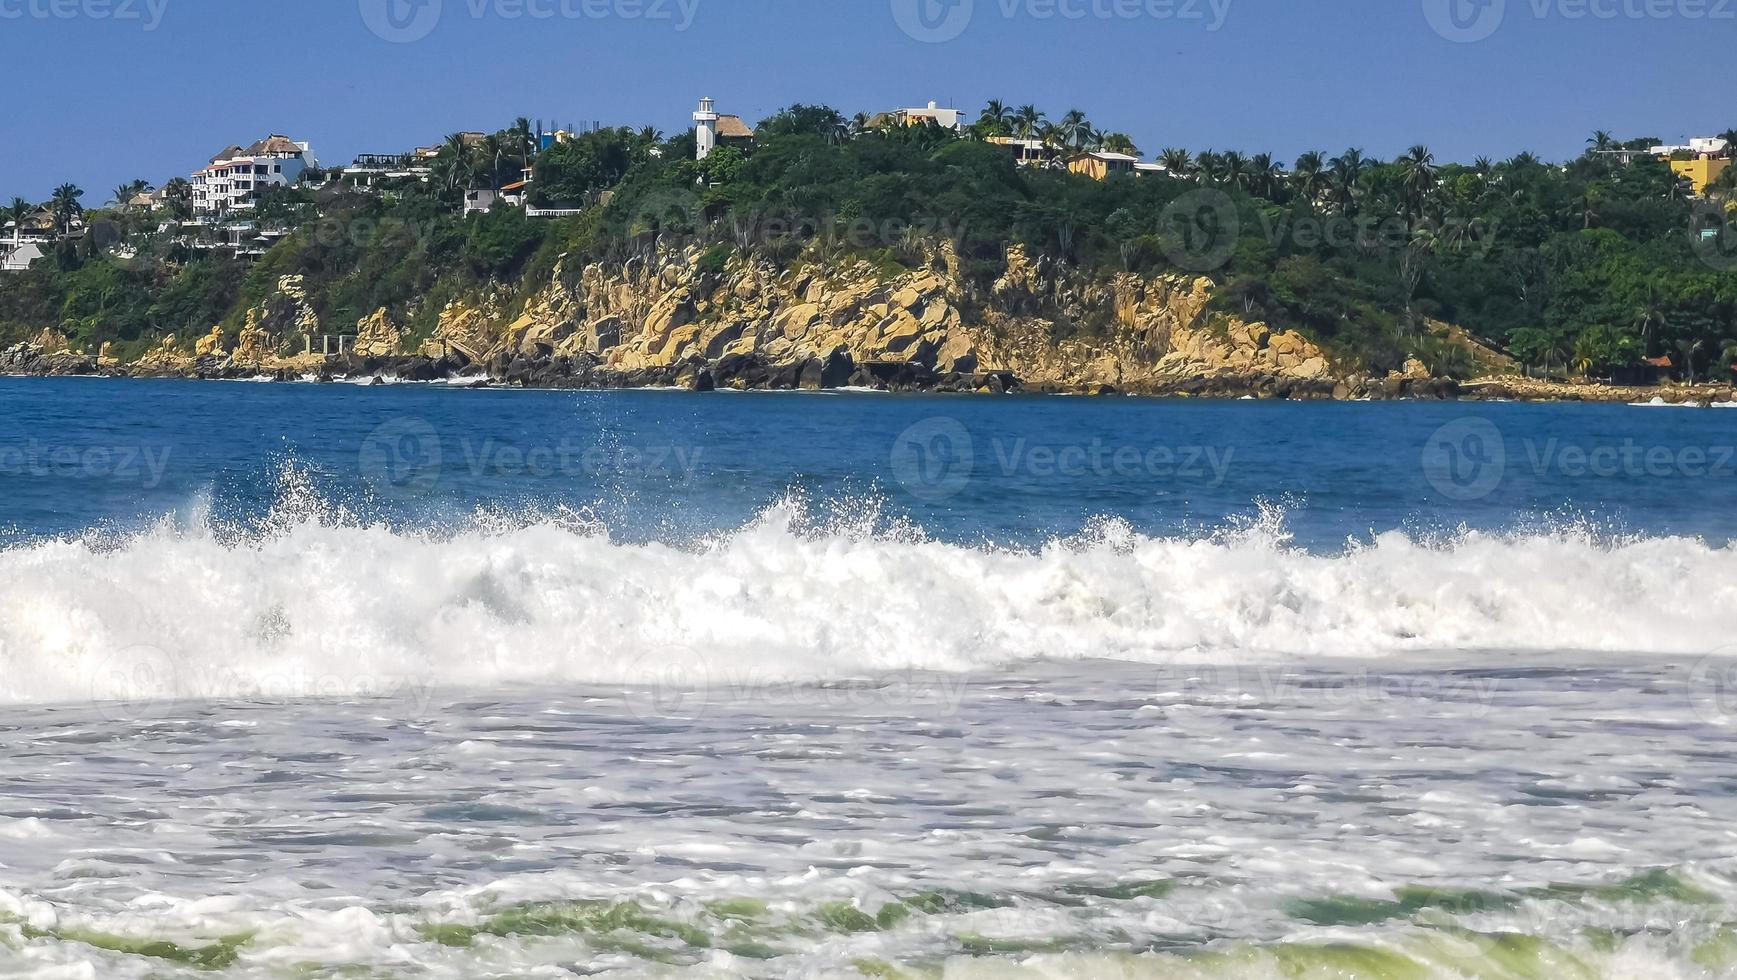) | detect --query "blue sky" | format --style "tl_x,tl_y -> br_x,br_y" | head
0,0 -> 1729,203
